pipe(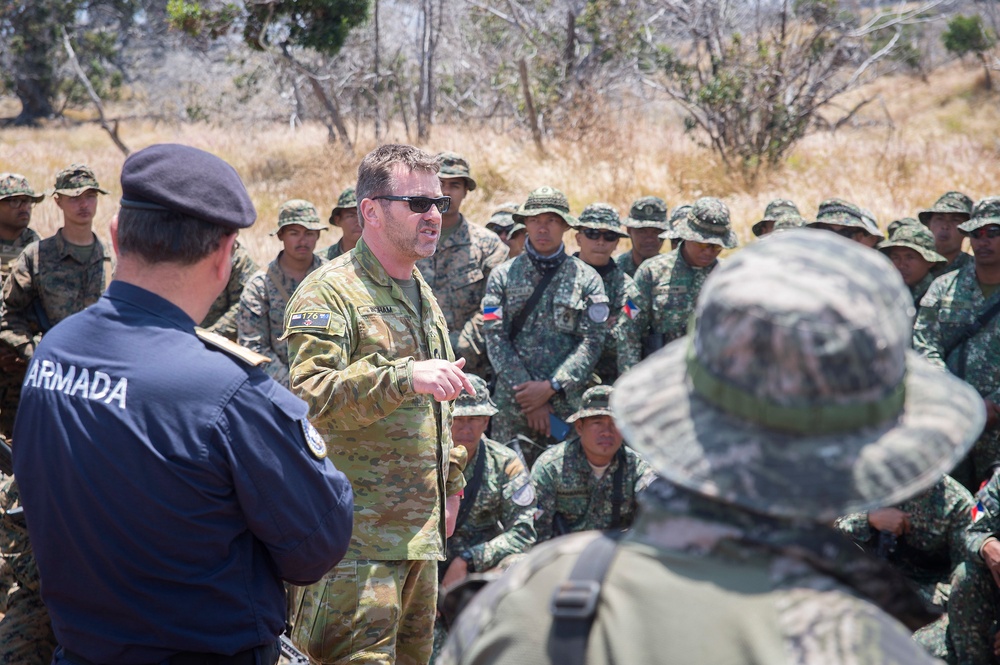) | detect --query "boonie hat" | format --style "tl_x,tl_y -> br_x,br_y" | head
612,230 -> 985,521
52,164 -> 109,197
959,196 -> 1000,235
436,152 -> 477,191
887,217 -> 921,238
859,207 -> 884,241
625,196 -> 669,230
329,187 -> 357,223
486,202 -> 520,234
673,197 -> 738,249
877,224 -> 945,264
574,203 -> 626,236
453,375 -> 498,417
659,204 -> 690,240
512,186 -> 576,226
810,198 -> 867,230
273,199 -> 326,235
752,199 -> 800,237
919,191 -> 973,225
0,174 -> 44,203
566,385 -> 614,423
508,222 -> 526,237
